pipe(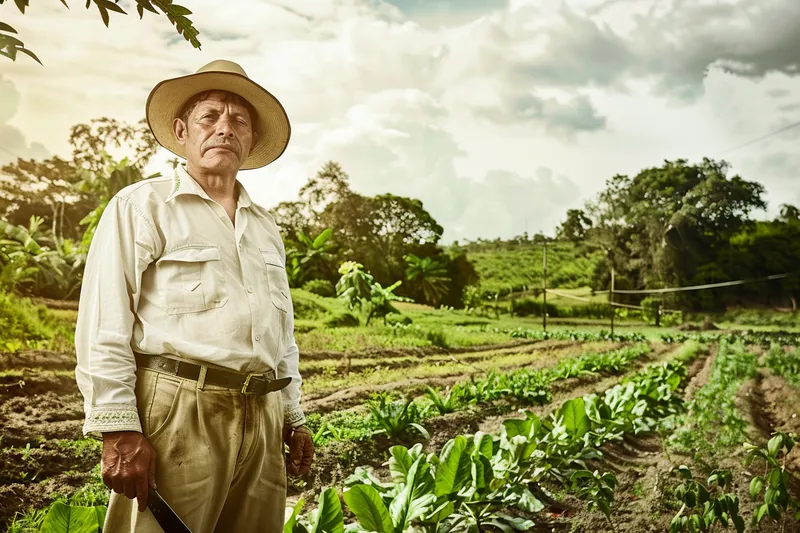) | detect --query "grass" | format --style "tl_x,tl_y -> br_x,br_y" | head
0,292 -> 76,354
